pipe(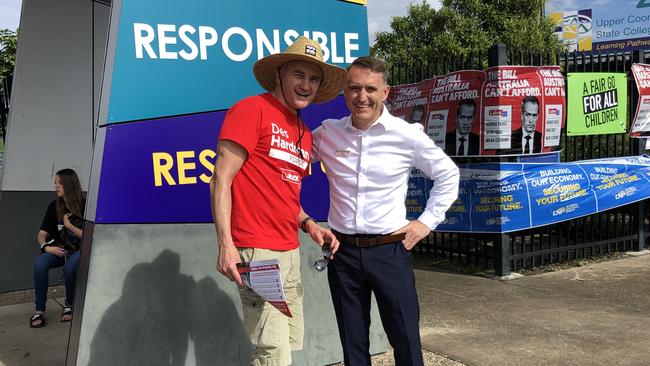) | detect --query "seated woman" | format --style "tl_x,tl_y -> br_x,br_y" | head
30,168 -> 85,328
